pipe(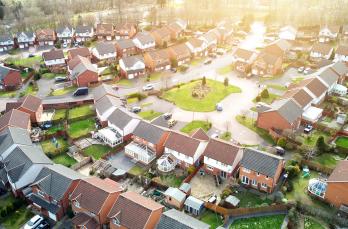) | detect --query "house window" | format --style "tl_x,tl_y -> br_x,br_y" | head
266,176 -> 269,180
243,168 -> 251,173
207,165 -> 214,171
261,183 -> 267,188
38,190 -> 45,198
113,218 -> 120,226
252,180 -> 257,186
242,176 -> 249,185
257,172 -> 260,176
74,201 -> 80,208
